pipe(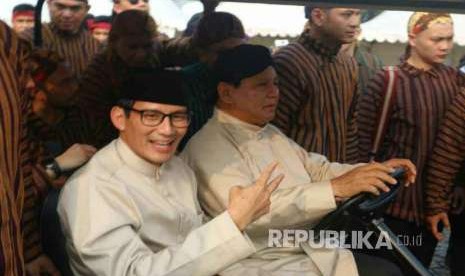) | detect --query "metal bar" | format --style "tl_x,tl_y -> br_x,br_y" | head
371,218 -> 433,276
224,0 -> 465,13
34,0 -> 46,47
